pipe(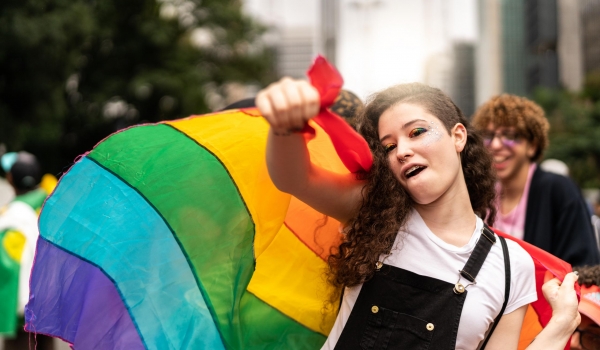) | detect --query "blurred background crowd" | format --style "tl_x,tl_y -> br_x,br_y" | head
1,0 -> 600,349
